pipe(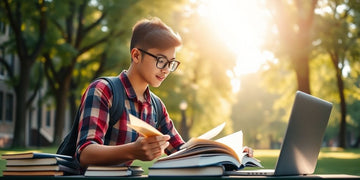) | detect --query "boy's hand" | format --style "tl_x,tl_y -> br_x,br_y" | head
132,135 -> 170,161
243,146 -> 254,157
